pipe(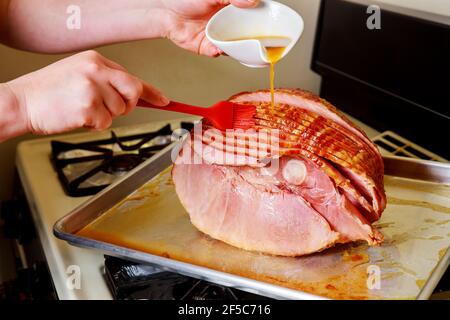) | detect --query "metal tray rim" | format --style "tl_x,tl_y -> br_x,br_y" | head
53,226 -> 327,300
